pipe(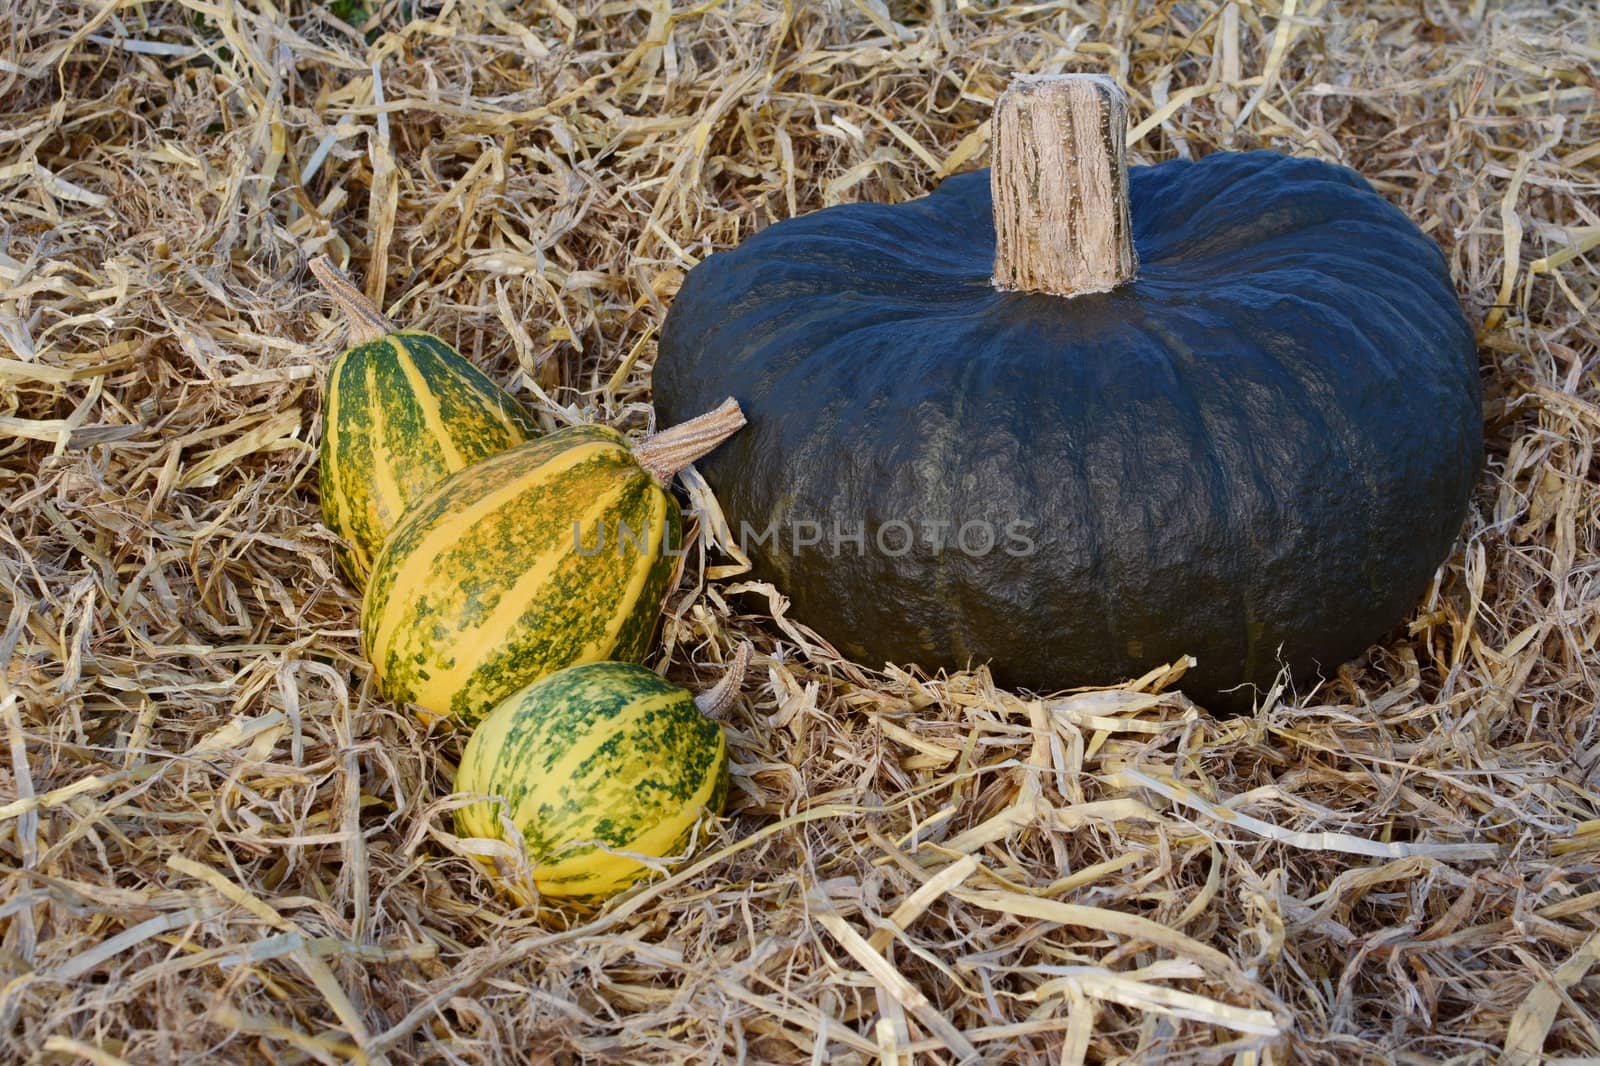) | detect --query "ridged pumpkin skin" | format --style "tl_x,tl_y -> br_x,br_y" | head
320,330 -> 538,584
654,151 -> 1482,712
361,425 -> 682,728
456,661 -> 729,902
